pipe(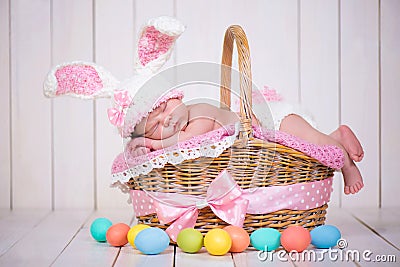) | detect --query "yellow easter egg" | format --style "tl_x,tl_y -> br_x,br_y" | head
127,224 -> 150,248
204,229 -> 232,256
